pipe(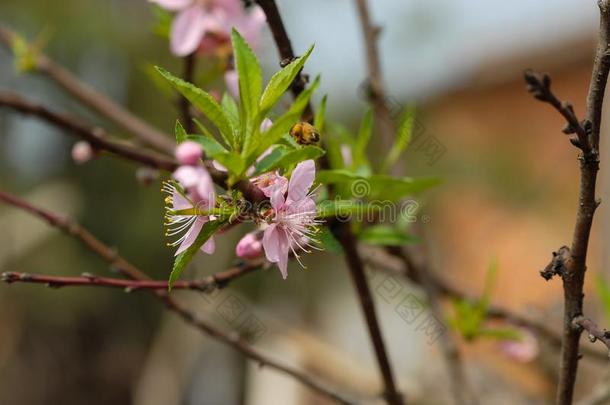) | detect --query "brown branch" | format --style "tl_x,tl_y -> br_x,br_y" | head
257,2 -> 401,403
0,24 -> 175,153
0,190 -> 355,404
0,91 -> 267,203
331,221 -> 403,405
353,0 -> 394,154
573,316 -> 610,353
254,0 -> 313,121
524,3 -> 610,404
2,264 -> 260,291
